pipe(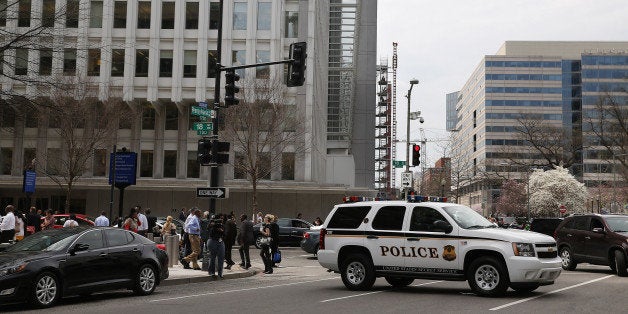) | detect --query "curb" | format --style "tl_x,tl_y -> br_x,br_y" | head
161,268 -> 259,286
